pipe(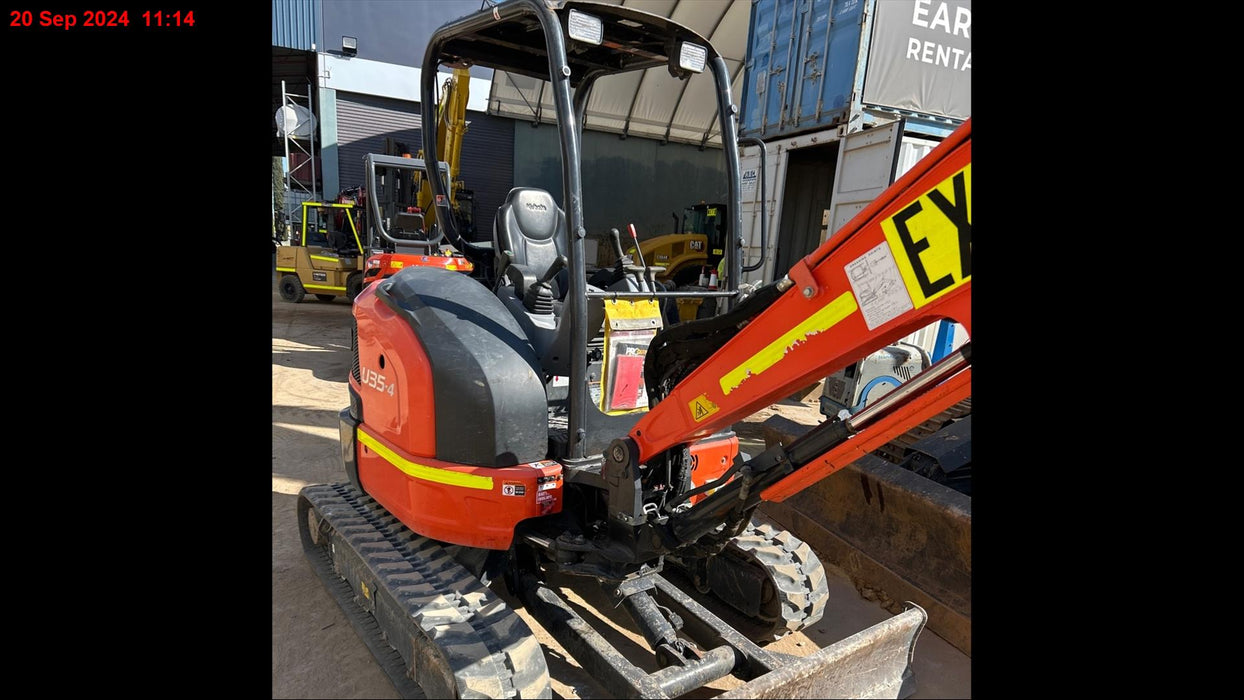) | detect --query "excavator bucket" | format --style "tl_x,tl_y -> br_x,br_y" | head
720,607 -> 926,699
